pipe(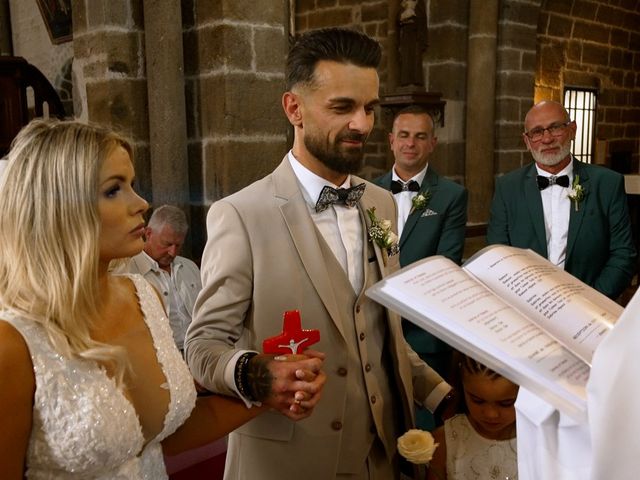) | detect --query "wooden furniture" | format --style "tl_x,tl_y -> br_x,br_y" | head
0,56 -> 66,157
